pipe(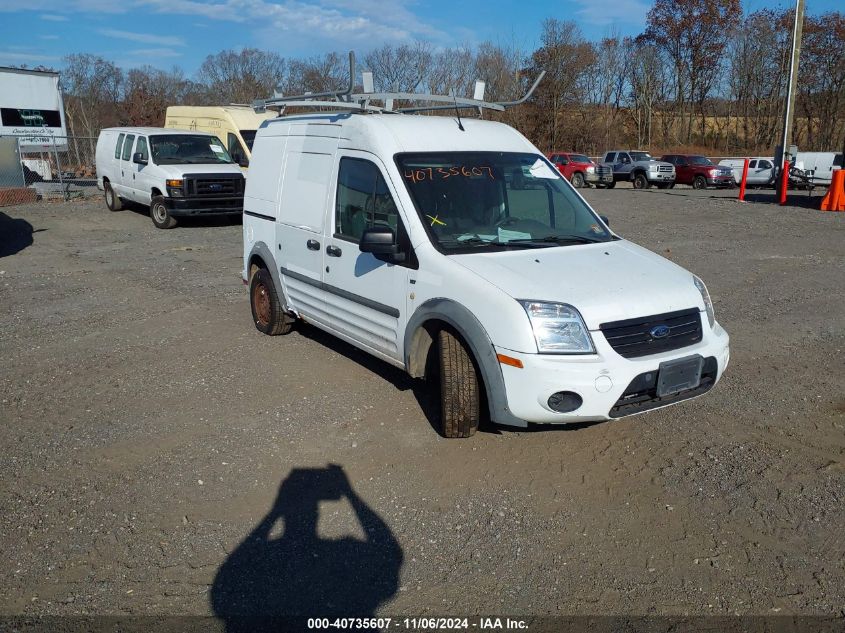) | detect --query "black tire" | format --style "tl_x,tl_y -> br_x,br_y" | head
250,267 -> 294,336
104,181 -> 122,211
605,181 -> 616,189
150,195 -> 177,229
656,183 -> 669,189
633,173 -> 649,189
692,175 -> 707,190
571,172 -> 585,188
437,329 -> 480,438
